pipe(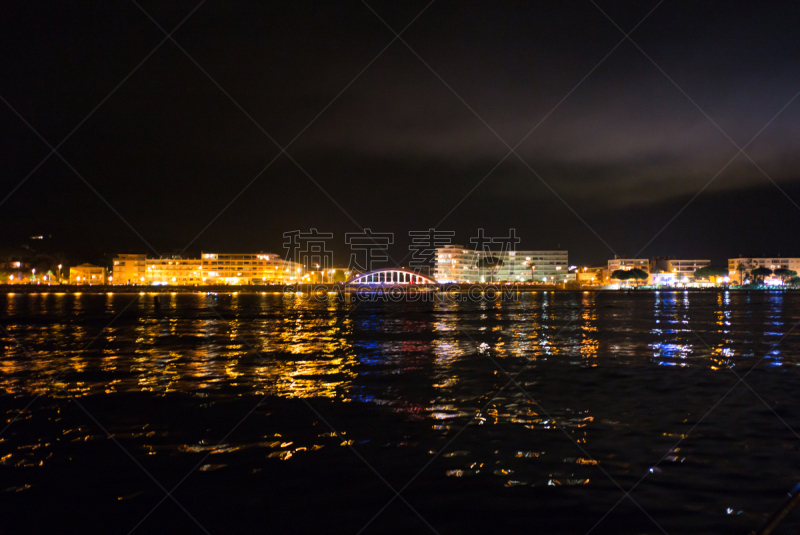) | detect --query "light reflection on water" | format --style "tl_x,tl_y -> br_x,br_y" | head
3,291 -> 799,402
2,291 -> 800,533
